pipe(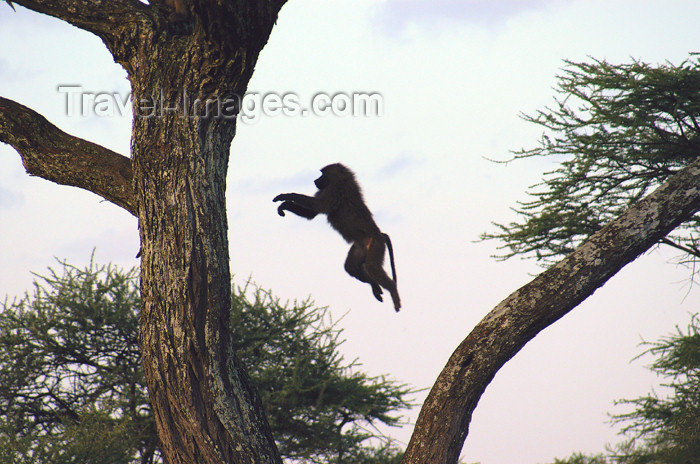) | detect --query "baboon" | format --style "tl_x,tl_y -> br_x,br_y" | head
273,163 -> 401,311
